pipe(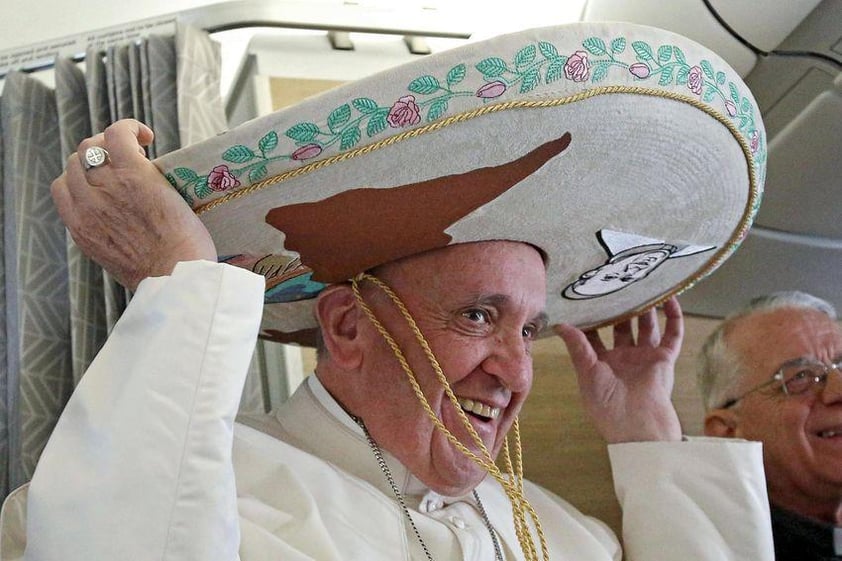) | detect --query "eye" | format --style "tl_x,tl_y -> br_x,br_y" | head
461,308 -> 490,325
784,368 -> 819,394
522,324 -> 539,340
